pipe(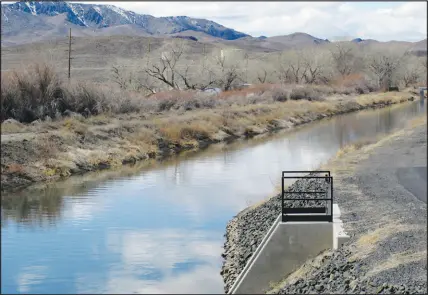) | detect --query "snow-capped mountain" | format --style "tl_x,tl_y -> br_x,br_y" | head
1,1 -> 249,40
